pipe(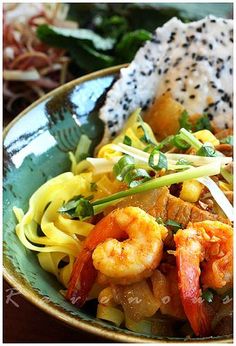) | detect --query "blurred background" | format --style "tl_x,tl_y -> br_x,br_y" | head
3,3 -> 233,124
3,2 -> 233,343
